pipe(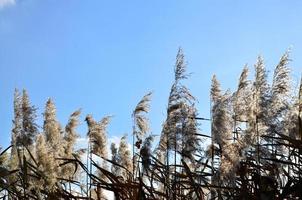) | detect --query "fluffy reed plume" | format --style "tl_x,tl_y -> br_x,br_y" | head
64,109 -> 81,156
220,142 -> 242,181
211,76 -> 232,148
19,89 -> 38,148
11,89 -> 22,147
234,66 -> 255,147
88,115 -> 112,198
61,109 -> 81,178
87,115 -> 111,158
12,89 -> 39,175
254,56 -> 270,122
174,47 -> 187,81
211,75 -> 234,182
249,56 -> 270,149
133,92 -> 152,141
284,100 -> 300,140
270,51 -> 291,121
181,105 -> 200,164
93,116 -> 111,200
85,114 -> 97,130
118,135 -> 132,180
157,47 -> 196,157
297,77 -> 302,139
269,51 -> 291,130
140,135 -> 154,171
211,75 -> 222,102
86,114 -> 111,199
221,67 -> 253,179
241,98 -> 257,148
43,98 -> 63,157
35,134 -> 56,191
233,66 -> 251,122
283,77 -> 302,139
154,48 -> 201,200
299,76 -> 302,137
132,92 -> 152,181
241,56 -> 271,164
156,130 -> 168,164
10,89 -> 22,169
300,76 -> 302,106
213,96 -> 233,172
266,51 -> 291,157
110,143 -> 119,176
